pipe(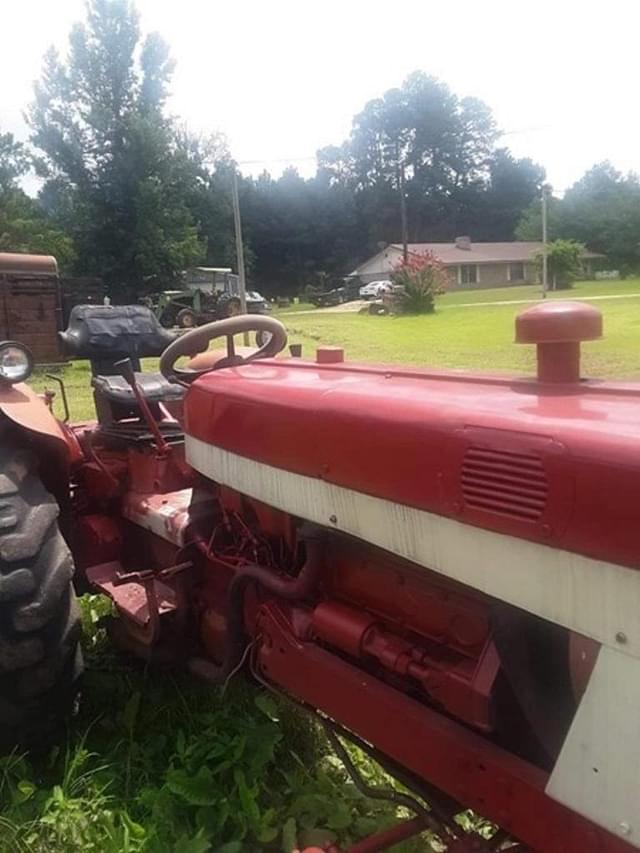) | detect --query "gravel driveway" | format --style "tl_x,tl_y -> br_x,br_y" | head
286,299 -> 368,315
